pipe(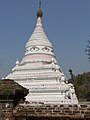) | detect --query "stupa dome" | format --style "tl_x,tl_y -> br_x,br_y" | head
6,1 -> 78,105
